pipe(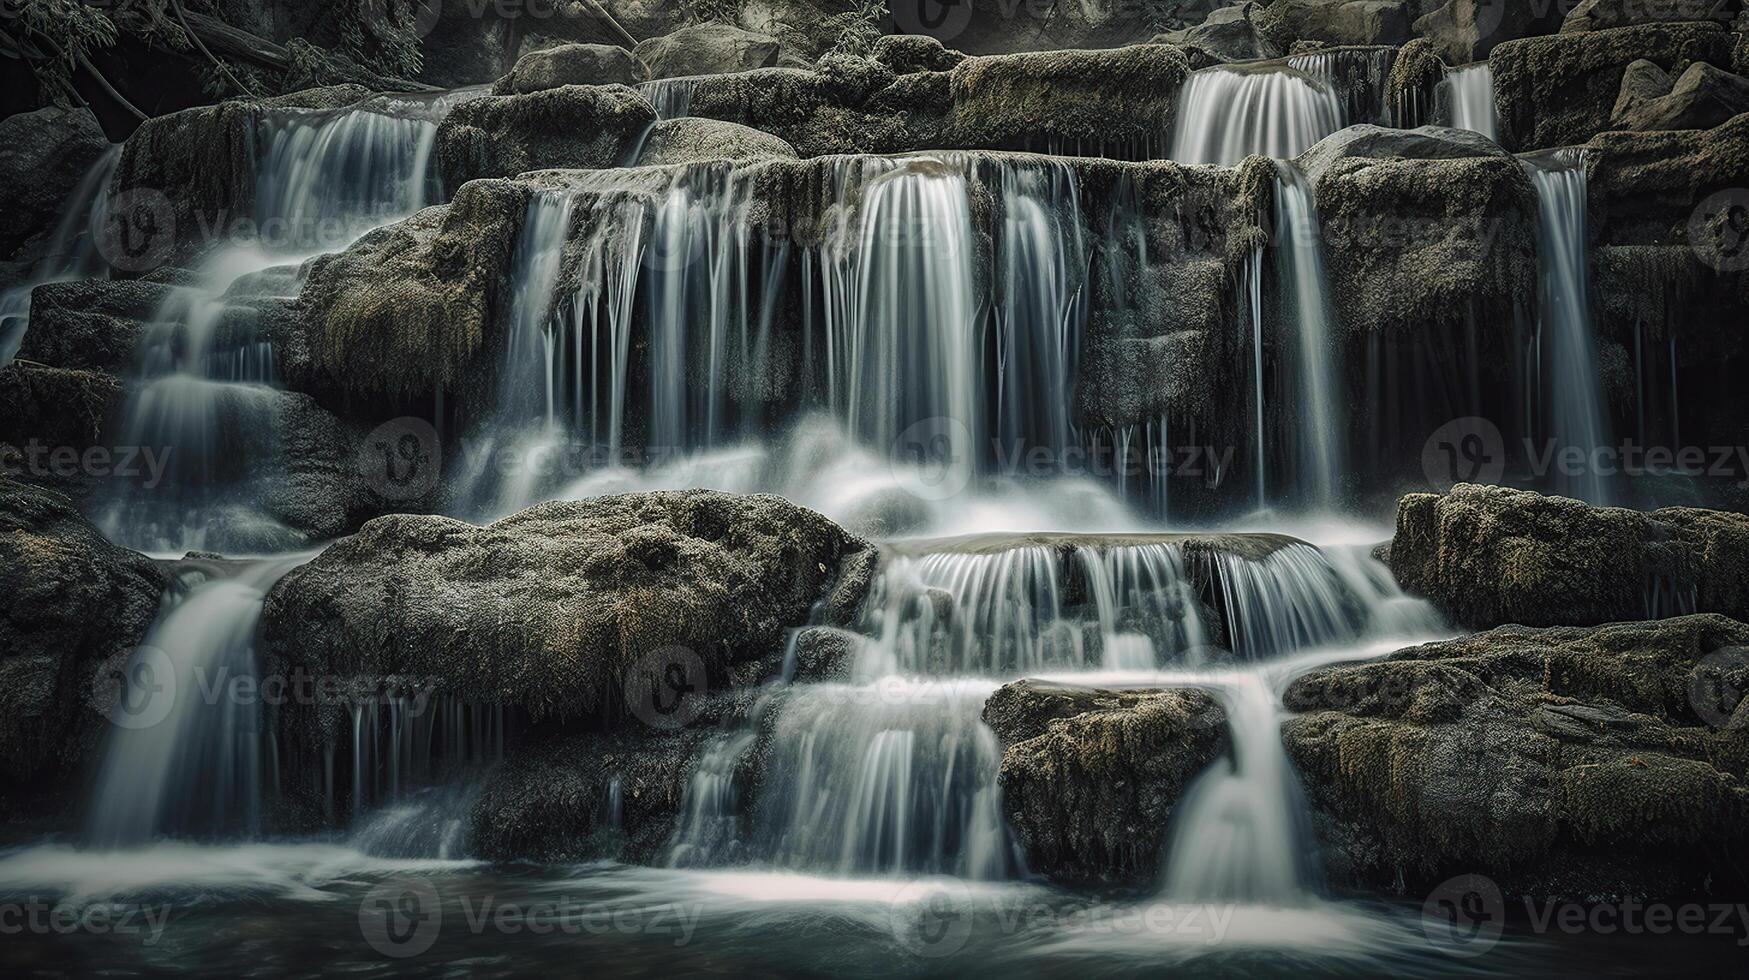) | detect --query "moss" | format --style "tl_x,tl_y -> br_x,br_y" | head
435,84 -> 656,186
